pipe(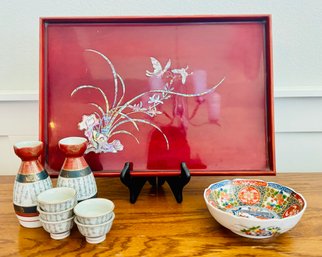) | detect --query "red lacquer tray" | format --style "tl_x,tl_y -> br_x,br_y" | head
40,15 -> 275,177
